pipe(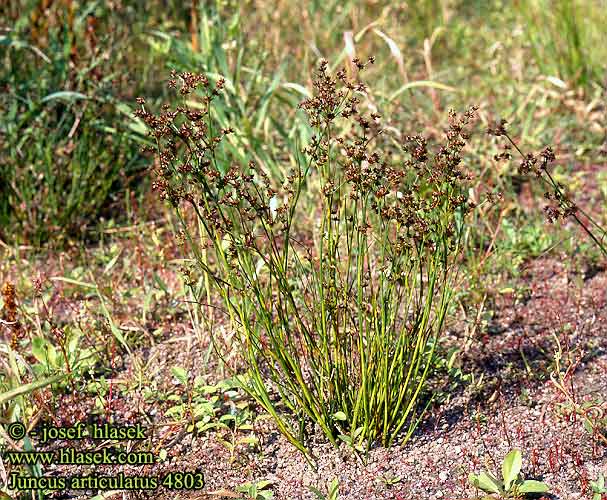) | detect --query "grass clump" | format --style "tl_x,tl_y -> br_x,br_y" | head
138,59 -> 478,457
0,3 -> 147,246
